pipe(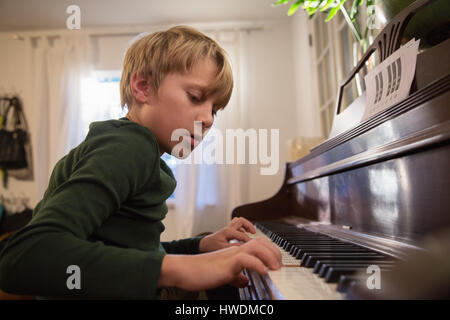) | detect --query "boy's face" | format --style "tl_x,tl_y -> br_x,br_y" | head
128,57 -> 220,157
